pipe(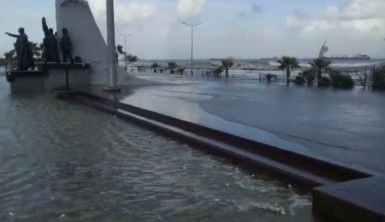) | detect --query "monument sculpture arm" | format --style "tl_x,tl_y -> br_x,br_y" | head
42,17 -> 49,36
5,32 -> 19,38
